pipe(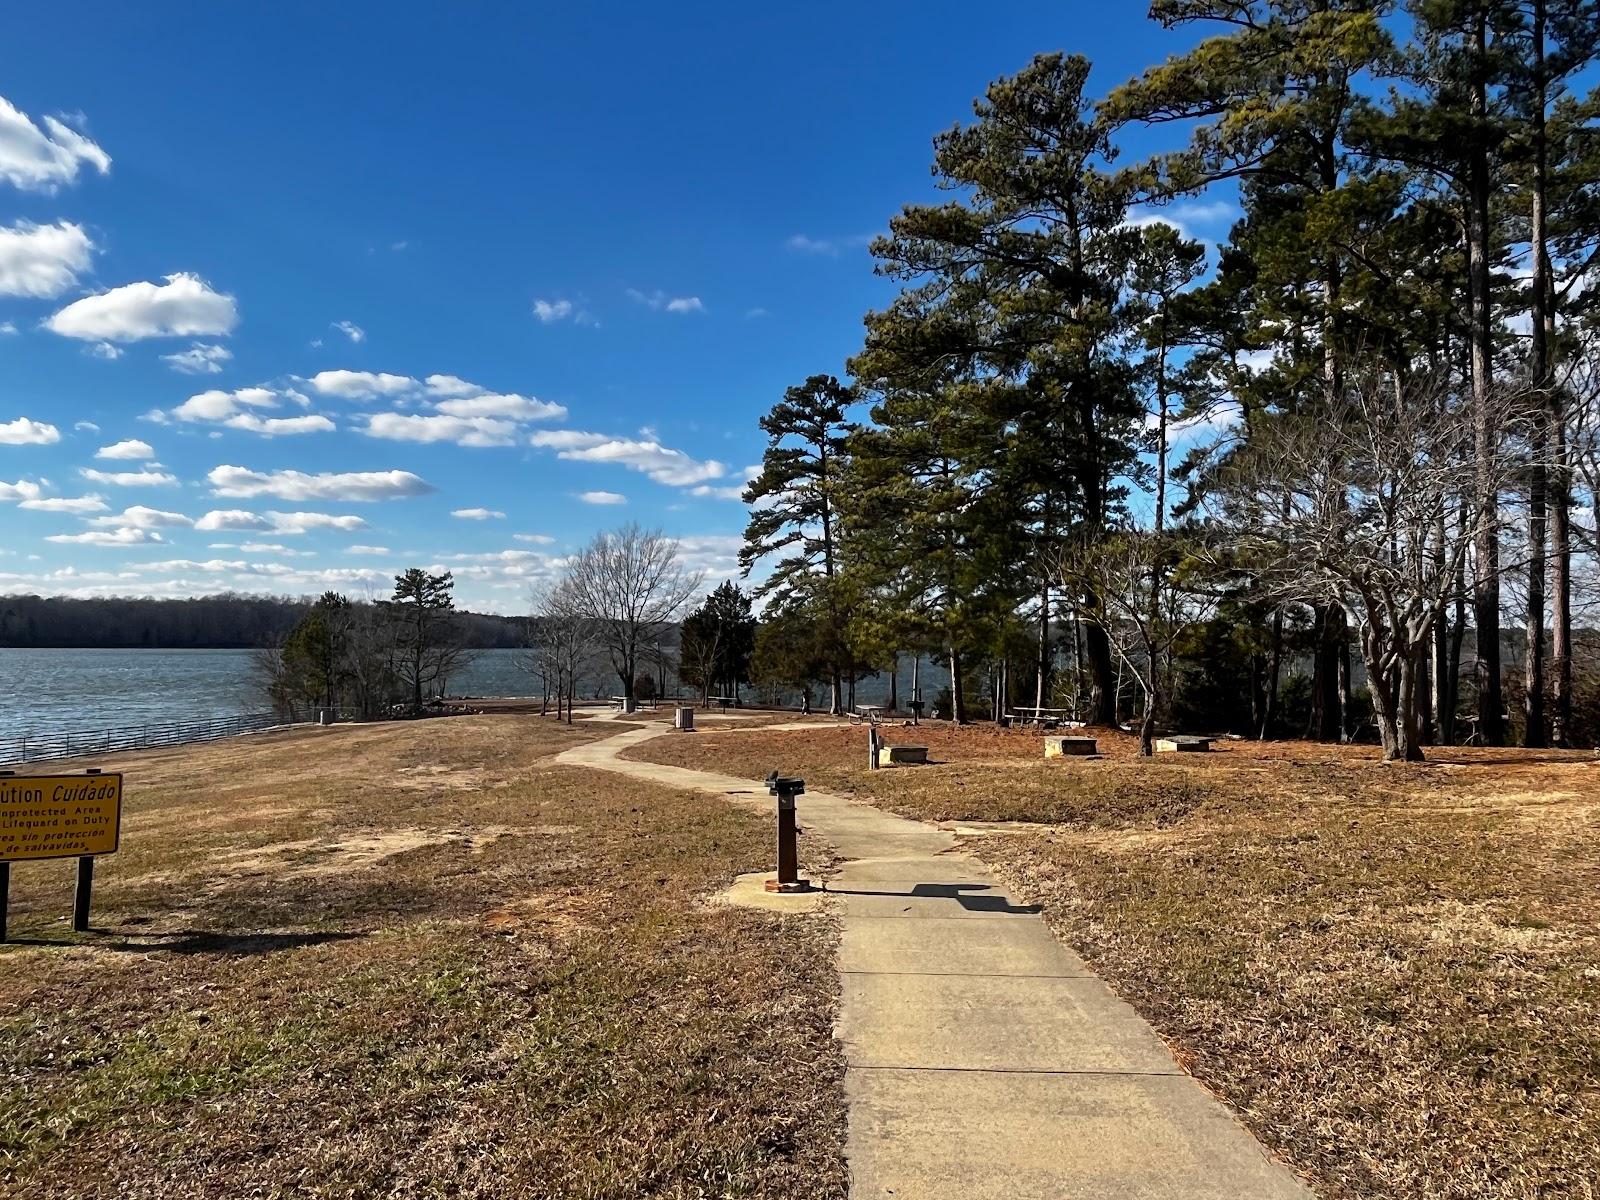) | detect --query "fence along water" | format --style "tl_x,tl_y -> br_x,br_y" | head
0,711 -> 289,766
